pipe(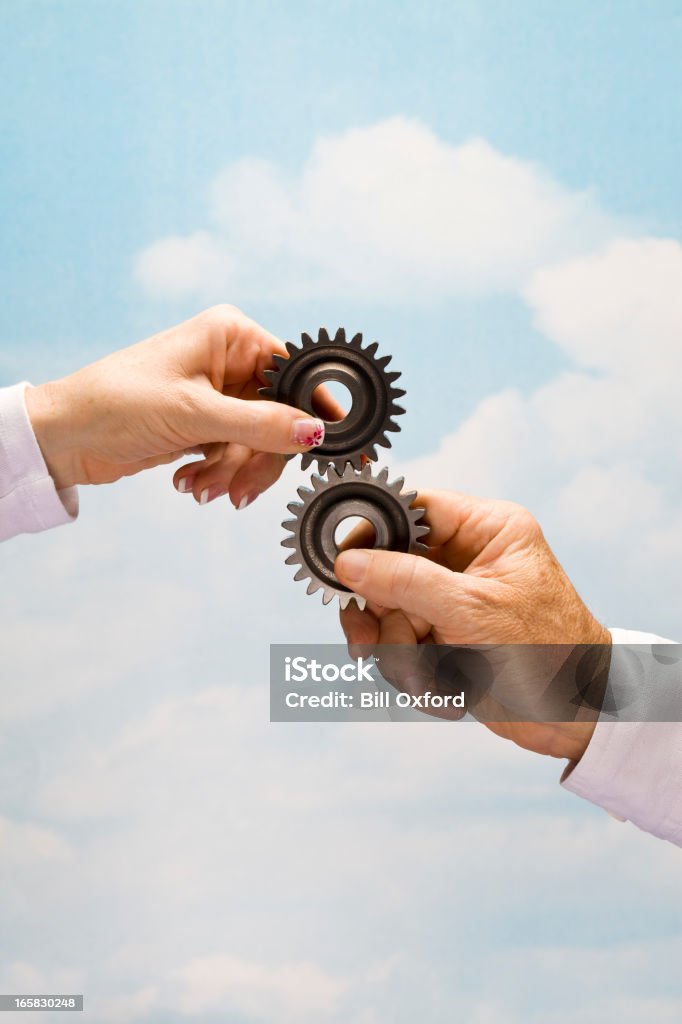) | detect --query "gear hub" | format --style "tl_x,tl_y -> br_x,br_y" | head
259,327 -> 406,474
281,463 -> 429,609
